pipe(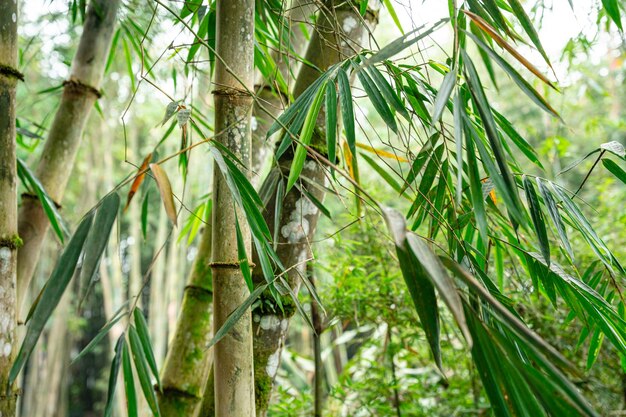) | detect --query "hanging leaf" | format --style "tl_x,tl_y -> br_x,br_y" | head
177,107 -> 191,127
104,334 -> 125,417
337,68 -> 355,156
382,208 -> 442,370
382,0 -> 404,34
600,141 -> 625,158
235,213 -> 253,291
122,340 -> 138,417
17,158 -> 69,243
357,68 -> 398,132
80,193 -> 120,298
601,0 -> 623,30
431,69 -> 456,127
523,176 -> 550,265
287,81 -> 327,193
355,142 -> 408,162
159,101 -> 179,127
325,81 -> 338,164
536,179 -> 574,261
125,153 -> 153,211
133,308 -> 162,392
505,0 -> 552,66
72,311 -> 125,365
602,159 -> 626,184
10,211 -> 94,385
463,10 -> 556,89
150,163 -> 178,226
128,326 -> 161,417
